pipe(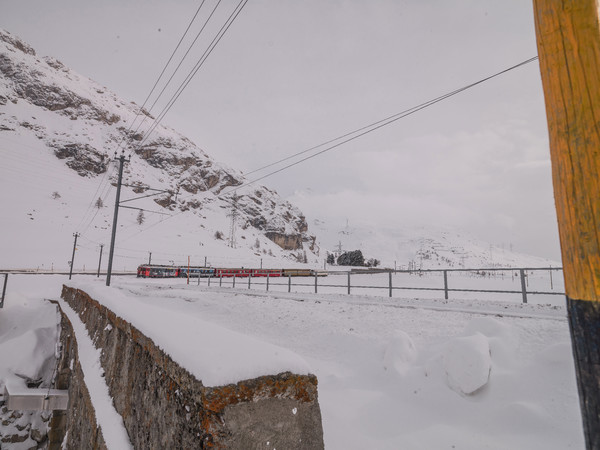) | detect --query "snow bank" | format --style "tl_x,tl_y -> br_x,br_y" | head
0,299 -> 58,391
382,330 -> 417,375
58,298 -> 133,449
